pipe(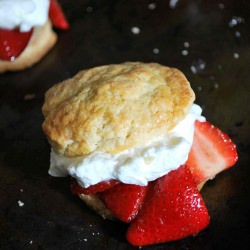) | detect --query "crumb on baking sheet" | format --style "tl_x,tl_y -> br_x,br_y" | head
148,3 -> 157,10
86,6 -> 93,13
210,75 -> 215,80
197,86 -> 202,92
214,82 -> 219,89
190,59 -> 206,74
184,42 -> 190,48
235,31 -> 241,37
181,50 -> 188,56
228,16 -> 245,27
18,200 -> 24,207
24,93 -> 36,100
131,26 -> 140,34
153,48 -> 160,54
218,3 -> 225,9
233,53 -> 239,59
169,0 -> 179,9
